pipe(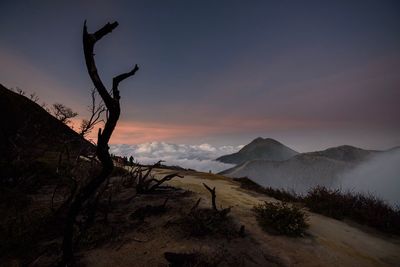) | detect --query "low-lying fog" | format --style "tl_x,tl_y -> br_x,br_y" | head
248,149 -> 400,207
111,143 -> 399,207
336,149 -> 400,207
